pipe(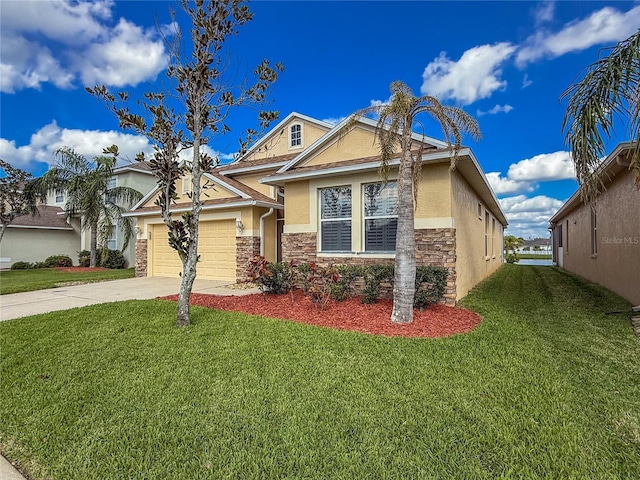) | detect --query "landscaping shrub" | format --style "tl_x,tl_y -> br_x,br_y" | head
332,264 -> 362,301
78,250 -> 91,267
414,266 -> 448,309
99,249 -> 127,269
44,255 -> 73,268
361,265 -> 394,304
247,256 -> 294,294
10,261 -> 32,270
505,253 -> 518,264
